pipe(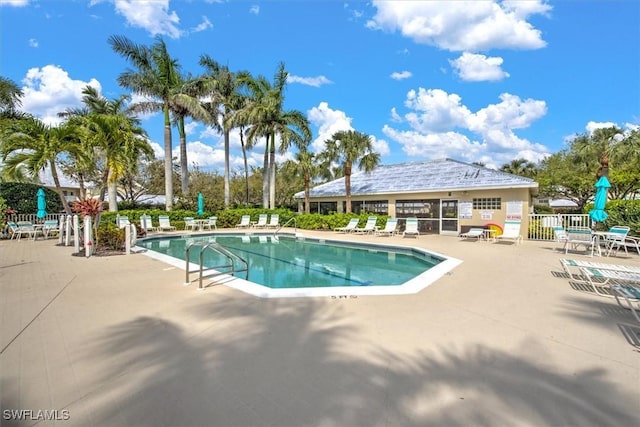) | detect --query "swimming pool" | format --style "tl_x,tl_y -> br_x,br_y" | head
137,233 -> 462,297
